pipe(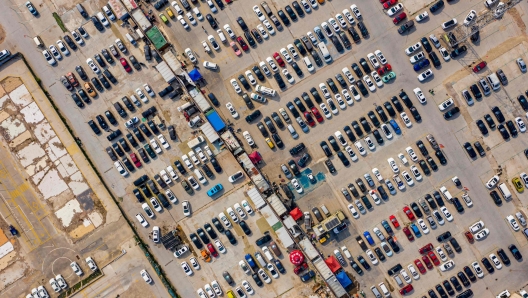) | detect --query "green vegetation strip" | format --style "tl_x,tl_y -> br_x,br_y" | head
52,12 -> 67,32
19,54 -> 179,298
